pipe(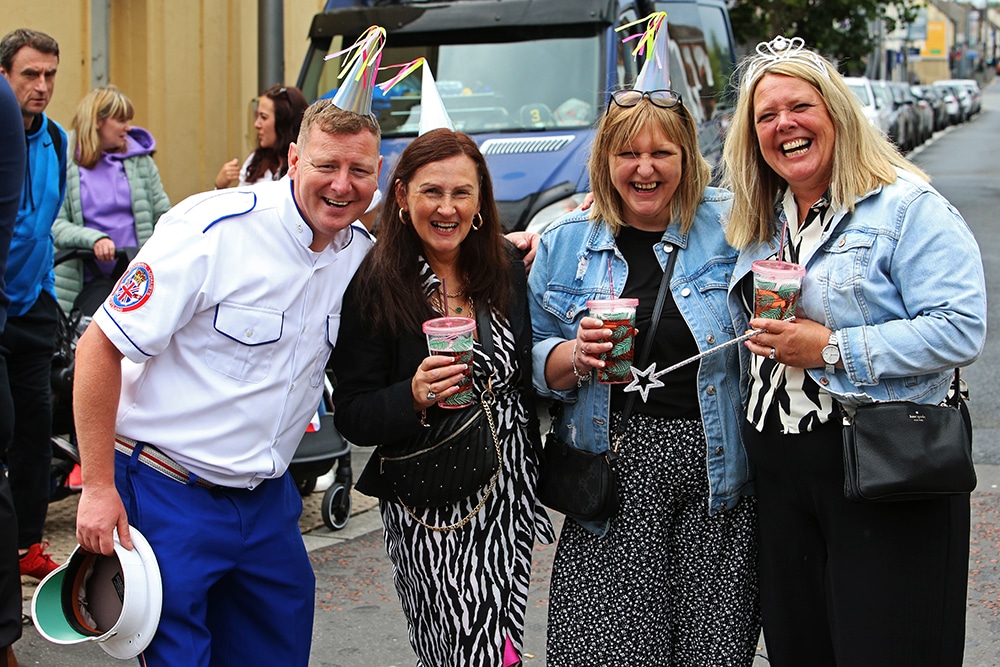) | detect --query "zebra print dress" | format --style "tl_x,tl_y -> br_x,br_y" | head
381,310 -> 555,667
